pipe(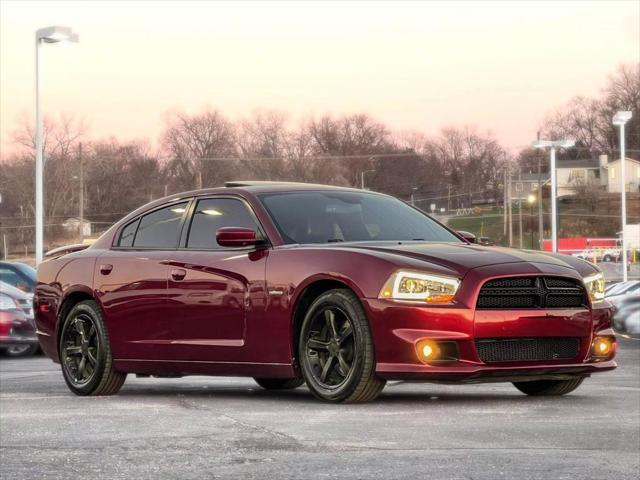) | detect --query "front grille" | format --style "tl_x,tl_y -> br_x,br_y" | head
475,337 -> 580,363
477,276 -> 587,309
